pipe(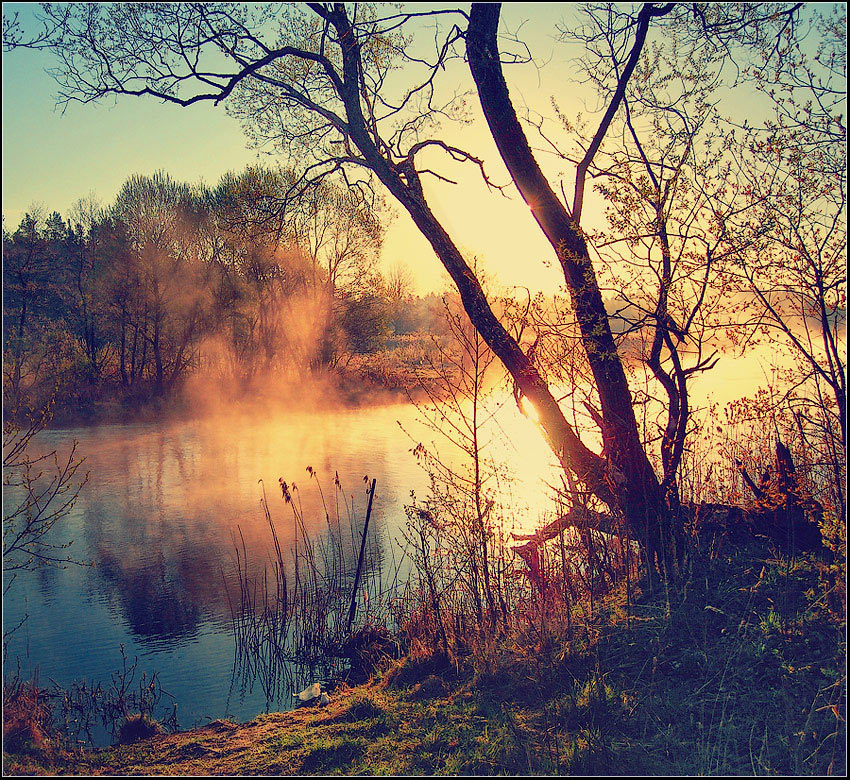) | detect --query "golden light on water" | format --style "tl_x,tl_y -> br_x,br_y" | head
487,391 -> 563,536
